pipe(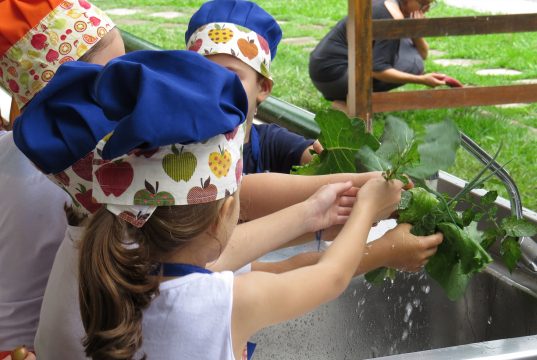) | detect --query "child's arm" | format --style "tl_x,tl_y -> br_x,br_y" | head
209,182 -> 357,272
231,178 -> 404,353
239,172 -> 382,221
254,223 -> 443,275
